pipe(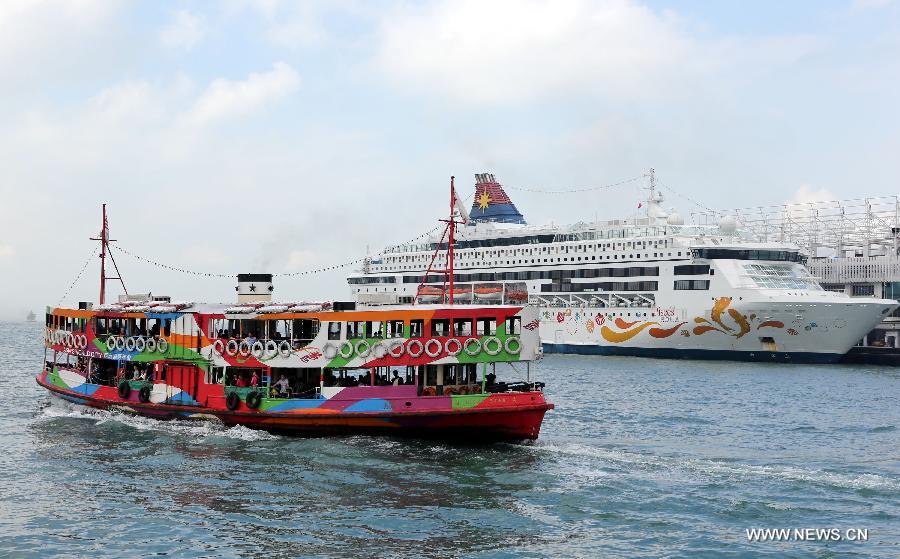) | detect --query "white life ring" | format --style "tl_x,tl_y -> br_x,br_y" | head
355,339 -> 371,357
157,338 -> 169,354
407,339 -> 424,358
372,343 -> 387,359
115,336 -> 126,352
106,335 -> 117,349
238,340 -> 251,357
339,341 -> 354,359
323,343 -> 338,359
251,341 -> 264,359
279,340 -> 292,358
424,338 -> 442,358
225,339 -> 238,357
463,338 -> 482,356
504,336 -> 521,355
134,337 -> 146,352
146,337 -> 158,353
265,340 -> 279,358
213,339 -> 225,355
483,336 -> 502,356
125,337 -> 136,352
444,338 -> 463,357
79,334 -> 88,349
388,340 -> 405,358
